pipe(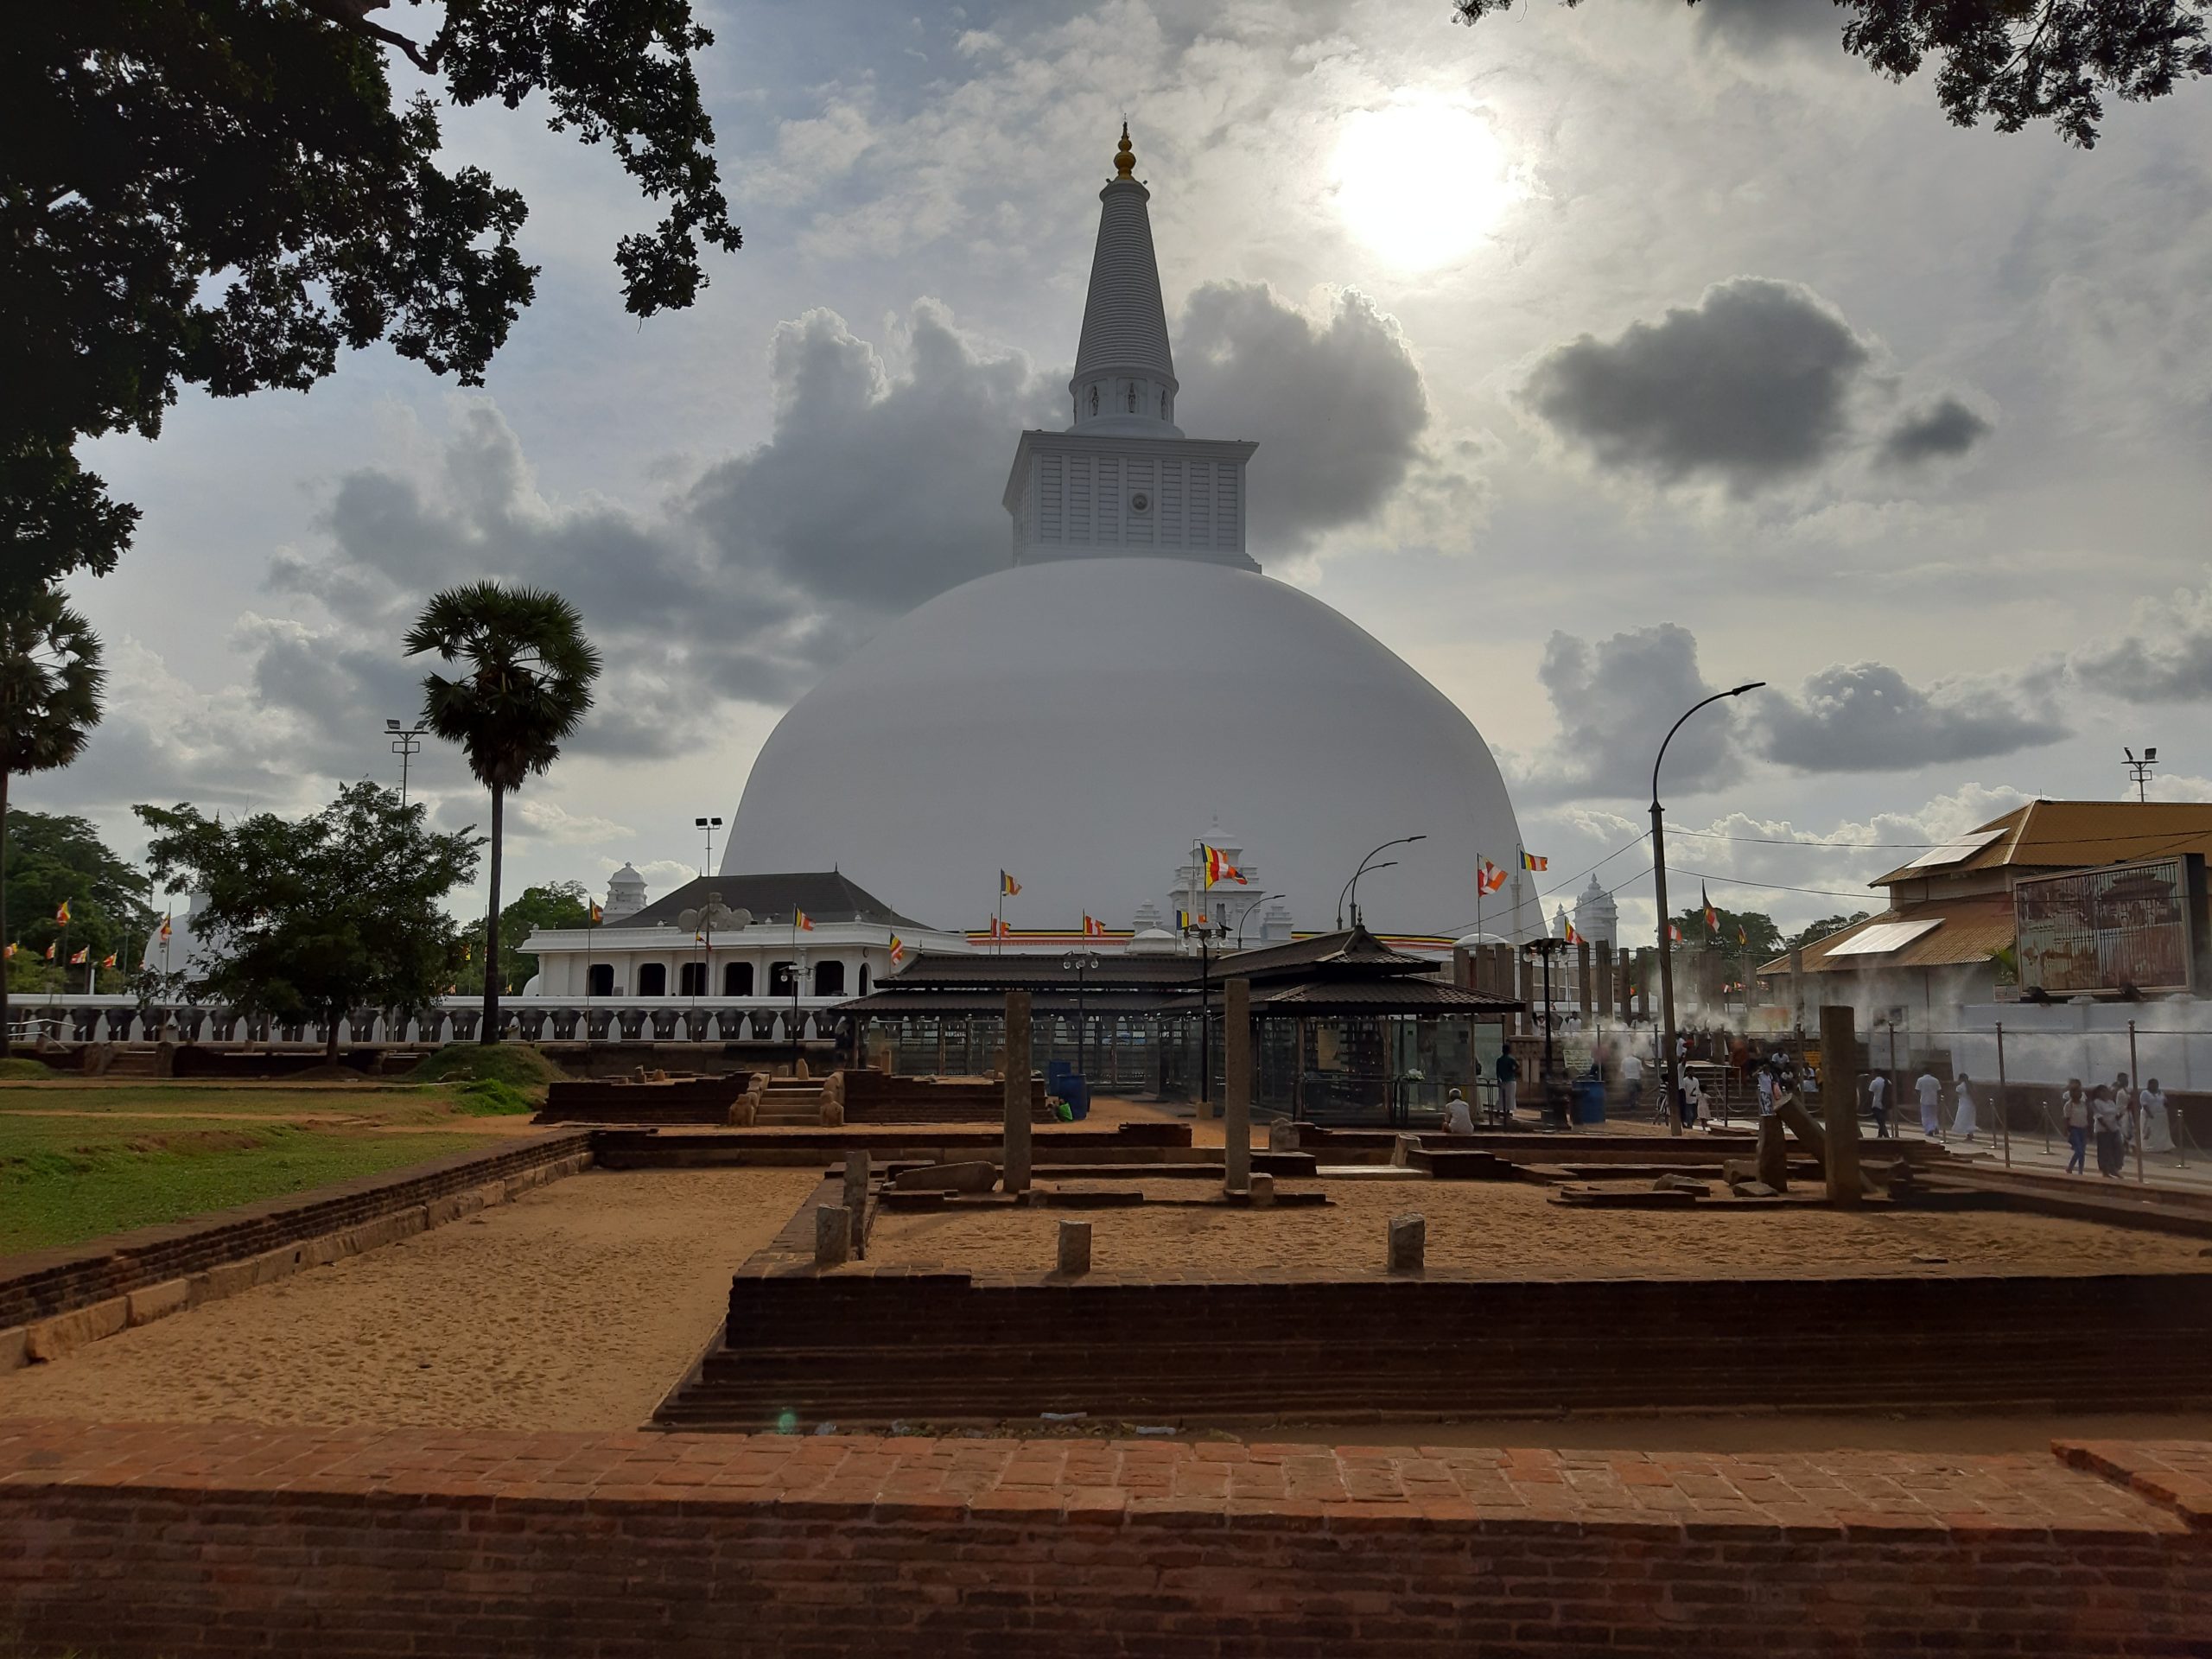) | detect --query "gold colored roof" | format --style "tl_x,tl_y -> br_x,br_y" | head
1871,800 -> 2212,887
1760,894 -> 2017,976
